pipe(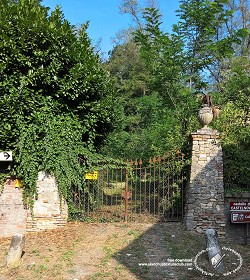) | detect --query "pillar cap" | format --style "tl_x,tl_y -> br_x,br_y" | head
192,127 -> 220,137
